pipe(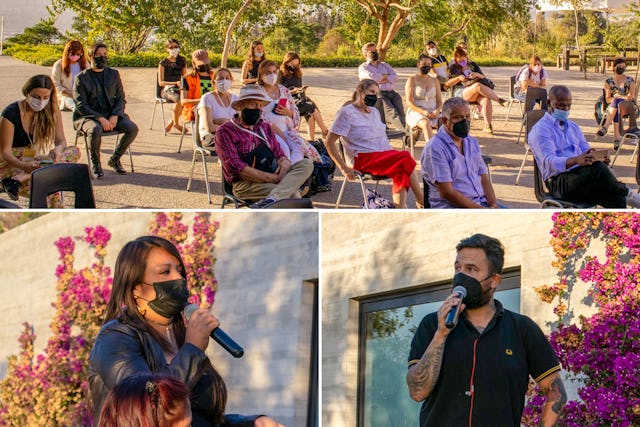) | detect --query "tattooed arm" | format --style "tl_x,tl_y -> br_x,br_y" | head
406,294 -> 463,401
536,372 -> 567,427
